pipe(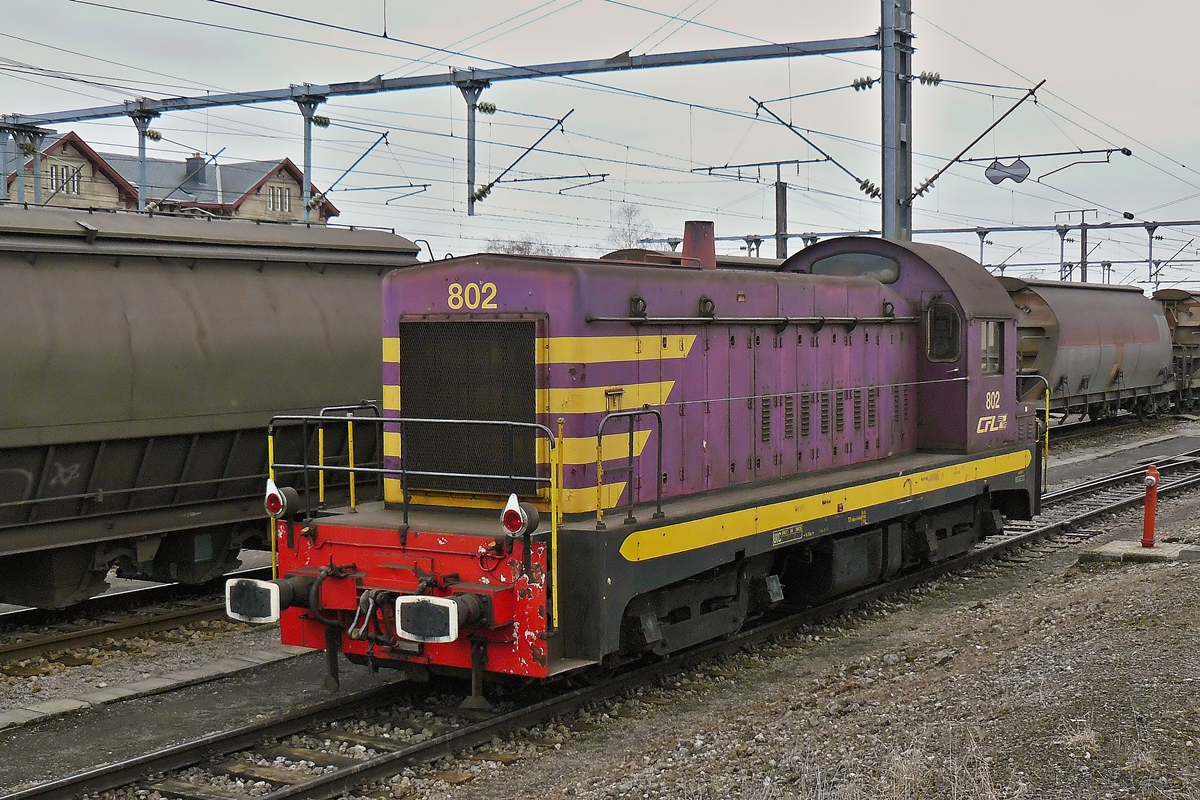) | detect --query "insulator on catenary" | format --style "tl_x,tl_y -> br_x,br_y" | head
918,71 -> 942,86
852,76 -> 876,91
477,101 -> 498,115
859,179 -> 881,199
